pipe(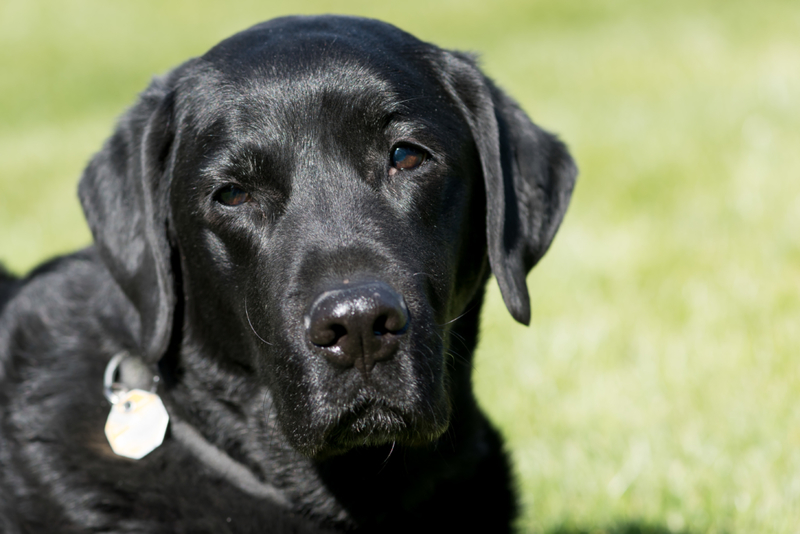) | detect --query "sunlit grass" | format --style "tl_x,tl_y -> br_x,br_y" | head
2,1 -> 799,532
